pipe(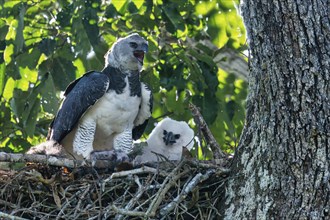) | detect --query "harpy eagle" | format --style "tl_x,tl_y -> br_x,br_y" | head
134,117 -> 194,164
29,33 -> 152,160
